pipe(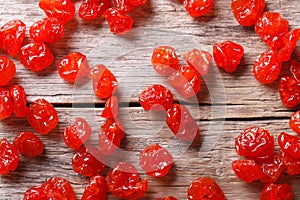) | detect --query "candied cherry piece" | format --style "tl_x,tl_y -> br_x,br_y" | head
102,95 -> 119,118
213,41 -> 244,73
290,110 -> 300,135
82,175 -> 107,200
280,150 -> 300,176
20,42 -> 54,72
183,0 -> 214,18
253,50 -> 282,84
258,153 -> 284,183
278,132 -> 300,159
79,0 -> 111,20
278,29 -> 300,62
235,127 -> 274,158
166,104 -> 200,141
39,0 -> 75,24
290,60 -> 300,82
182,49 -> 212,76
278,76 -> 300,108
72,146 -> 106,177
104,8 -> 133,34
187,177 -> 225,200
63,118 -> 92,150
27,99 -> 58,135
24,185 -> 47,200
42,177 -> 76,200
0,20 -> 26,56
113,0 -> 136,14
139,84 -> 174,111
255,12 -> 289,50
10,85 -> 28,118
232,160 -> 264,183
0,56 -> 16,86
152,46 -> 179,76
168,65 -> 201,98
13,132 -> 44,158
0,87 -> 13,120
129,0 -> 147,6
98,118 -> 125,155
108,162 -> 148,199
157,197 -> 177,200
140,144 -> 174,177
260,183 -> 293,200
57,52 -> 90,83
0,138 -> 19,175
